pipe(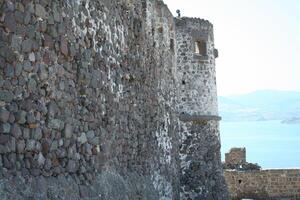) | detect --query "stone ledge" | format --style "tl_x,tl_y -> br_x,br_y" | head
179,114 -> 222,122
193,54 -> 209,61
